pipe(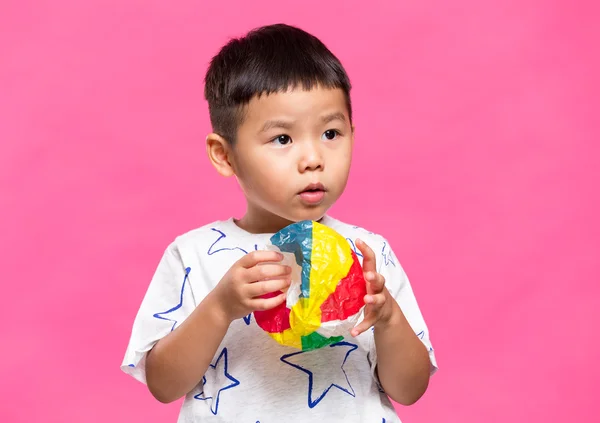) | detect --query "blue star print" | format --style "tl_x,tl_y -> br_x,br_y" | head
153,267 -> 191,331
346,238 -> 363,258
381,242 -> 396,267
194,348 -> 240,415
207,228 -> 258,256
280,341 -> 358,408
